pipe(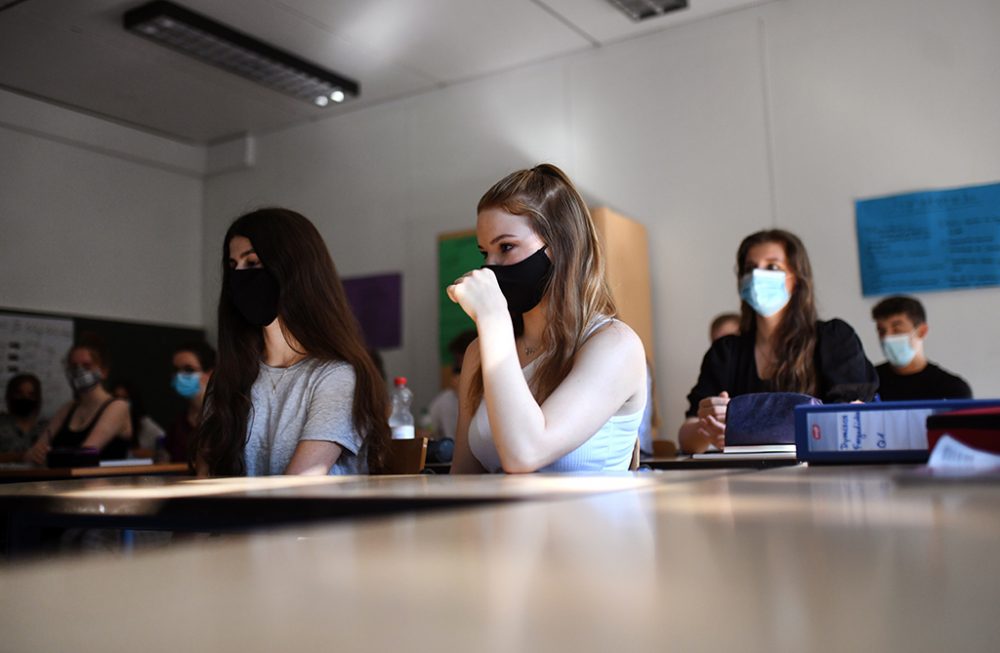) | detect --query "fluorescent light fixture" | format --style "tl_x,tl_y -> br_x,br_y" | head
123,1 -> 359,106
606,0 -> 688,22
